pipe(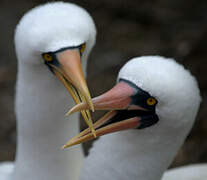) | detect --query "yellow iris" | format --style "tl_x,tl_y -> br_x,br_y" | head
147,97 -> 156,106
43,53 -> 53,62
80,44 -> 86,54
